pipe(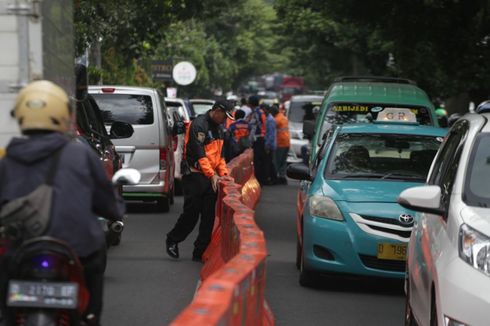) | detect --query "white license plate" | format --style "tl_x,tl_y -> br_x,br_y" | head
7,280 -> 78,309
